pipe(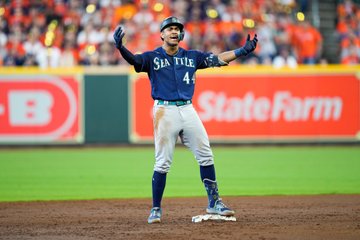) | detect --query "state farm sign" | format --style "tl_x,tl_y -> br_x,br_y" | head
132,72 -> 360,142
198,91 -> 342,122
0,76 -> 82,143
